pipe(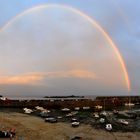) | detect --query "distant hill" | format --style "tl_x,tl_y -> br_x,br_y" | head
44,95 -> 84,98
